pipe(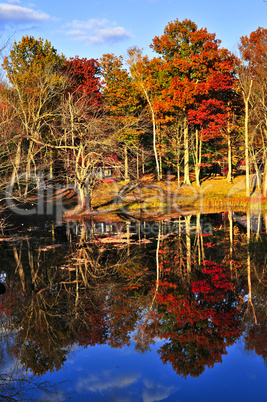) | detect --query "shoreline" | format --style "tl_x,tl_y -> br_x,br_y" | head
2,176 -> 266,224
